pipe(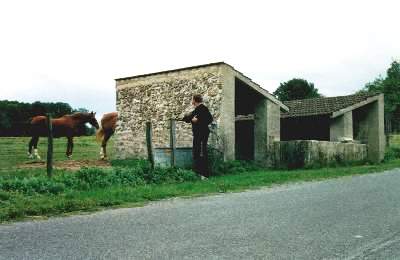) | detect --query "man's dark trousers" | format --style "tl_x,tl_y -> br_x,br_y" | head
182,103 -> 213,177
193,130 -> 210,177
